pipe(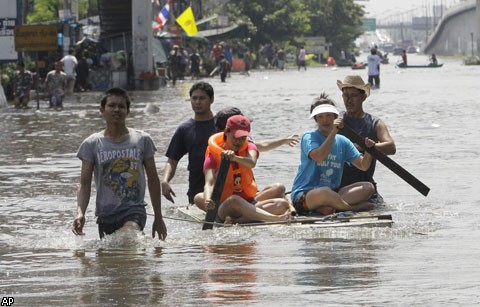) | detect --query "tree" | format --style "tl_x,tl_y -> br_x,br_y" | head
27,0 -> 97,23
85,0 -> 99,18
305,0 -> 366,58
226,0 -> 311,46
27,0 -> 60,23
213,0 -> 365,57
